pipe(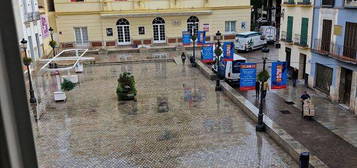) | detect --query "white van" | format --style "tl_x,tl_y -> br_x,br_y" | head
234,32 -> 267,52
212,53 -> 247,84
260,26 -> 276,43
